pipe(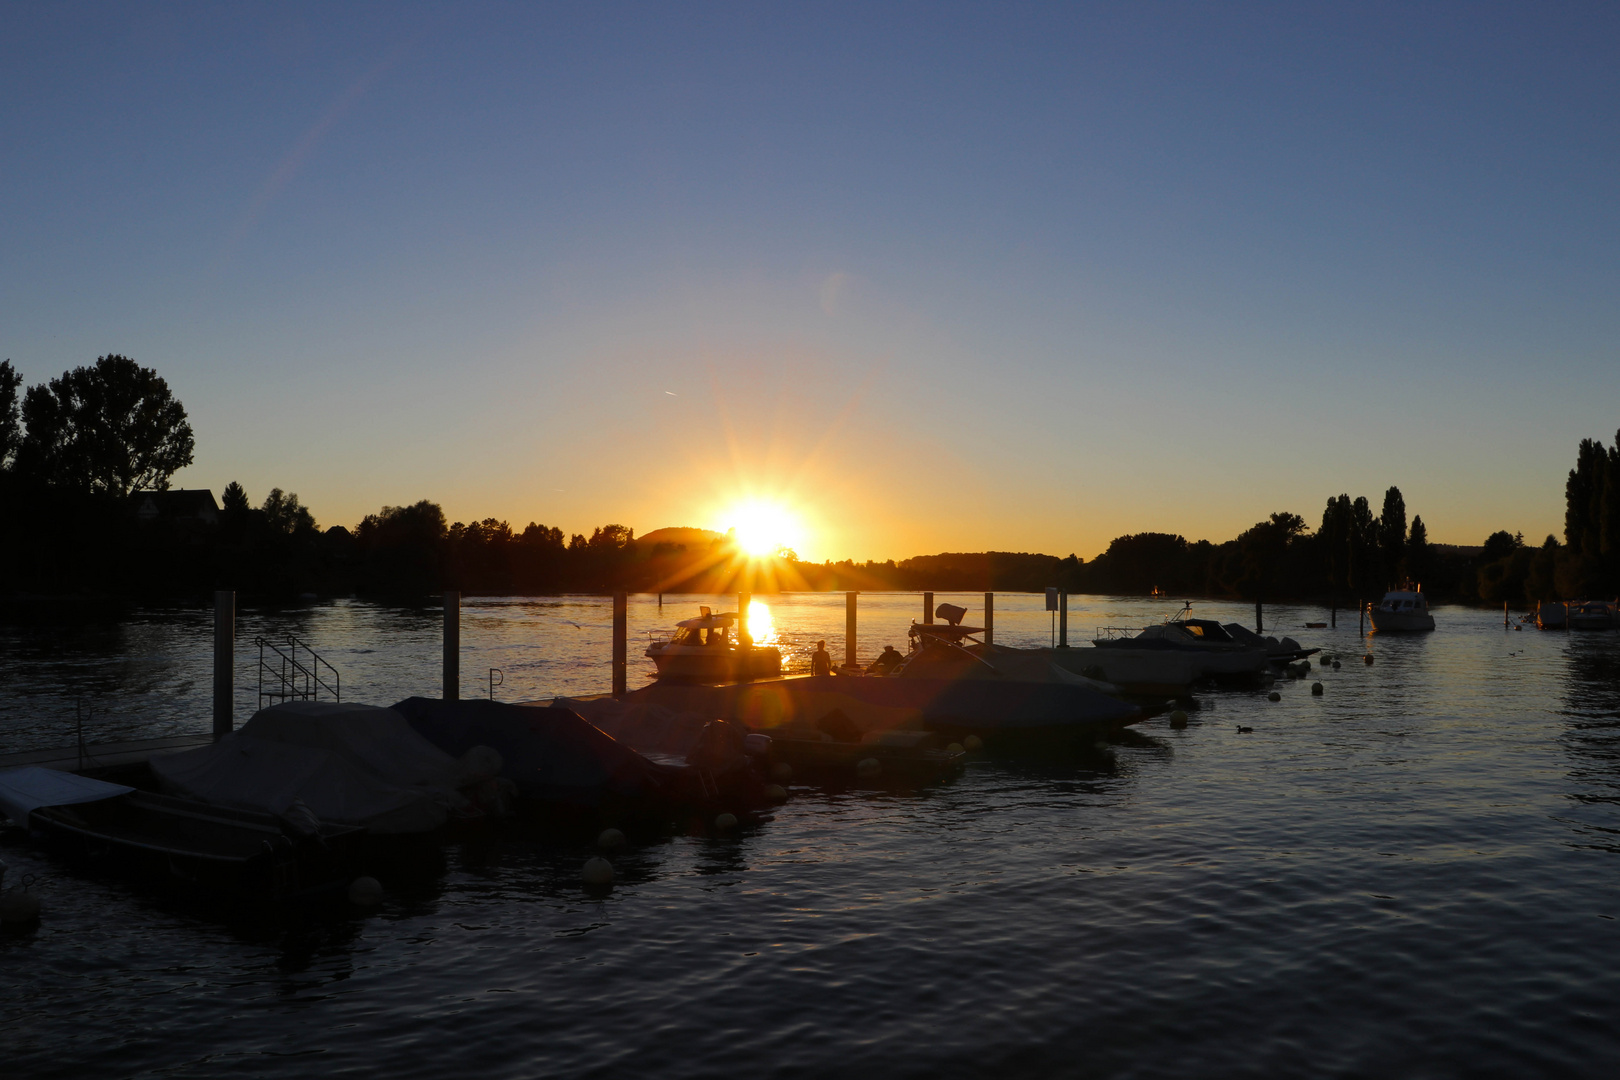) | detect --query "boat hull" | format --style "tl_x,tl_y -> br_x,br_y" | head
28,791 -> 362,901
645,644 -> 783,683
1368,610 -> 1435,632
